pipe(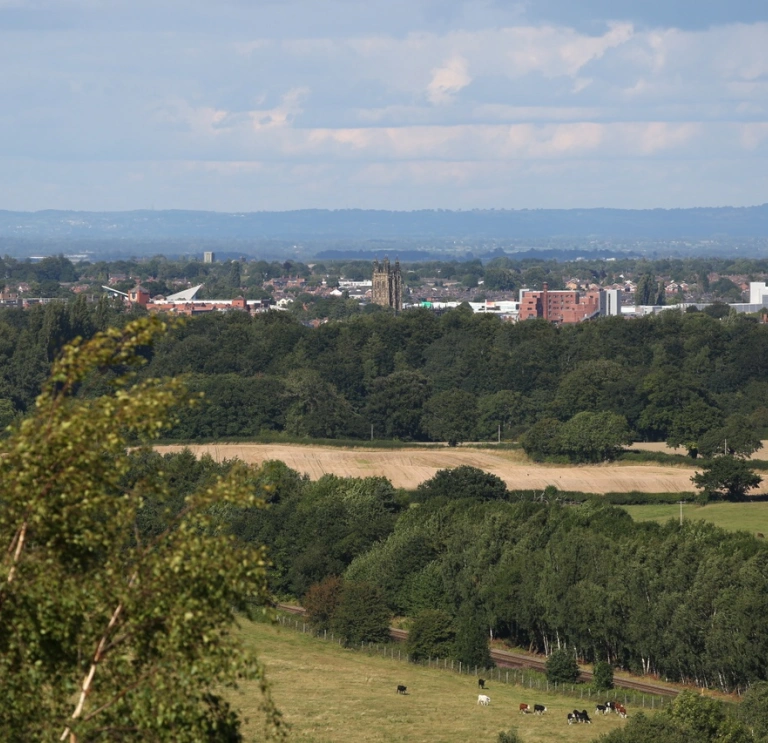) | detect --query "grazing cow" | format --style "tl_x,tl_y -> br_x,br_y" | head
580,710 -> 592,724
596,704 -> 607,715
478,678 -> 486,690
605,701 -> 617,713
567,712 -> 578,725
396,685 -> 407,695
616,704 -> 628,718
519,703 -> 531,714
477,694 -> 491,706
568,710 -> 591,724
533,704 -> 547,715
